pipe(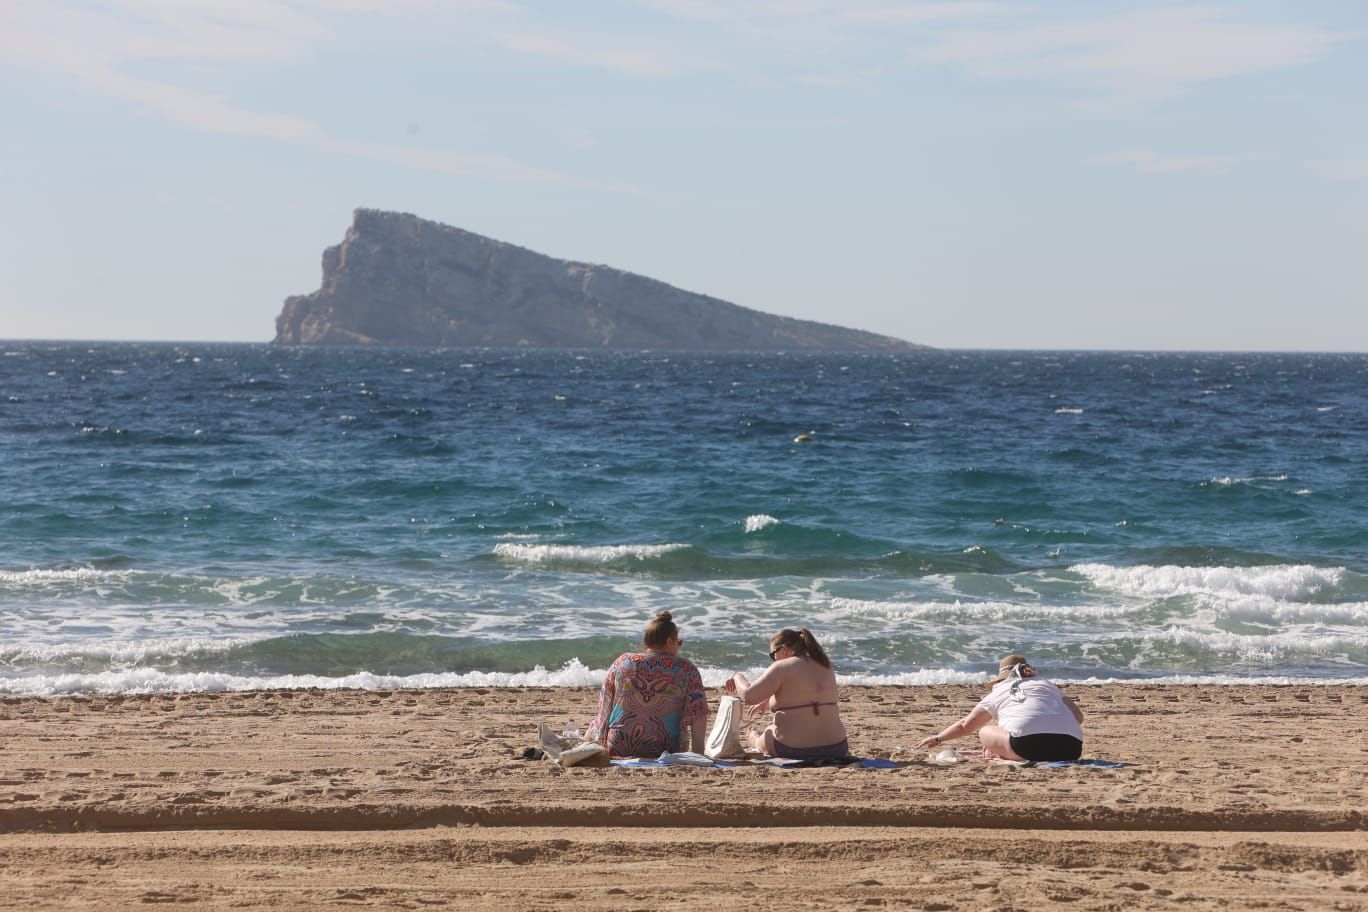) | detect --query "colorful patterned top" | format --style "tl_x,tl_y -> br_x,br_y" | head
588,652 -> 708,757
